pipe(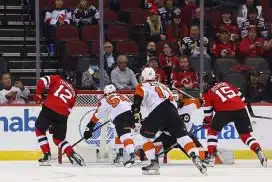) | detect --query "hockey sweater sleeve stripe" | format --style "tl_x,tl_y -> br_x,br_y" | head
237,91 -> 245,102
36,76 -> 50,94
